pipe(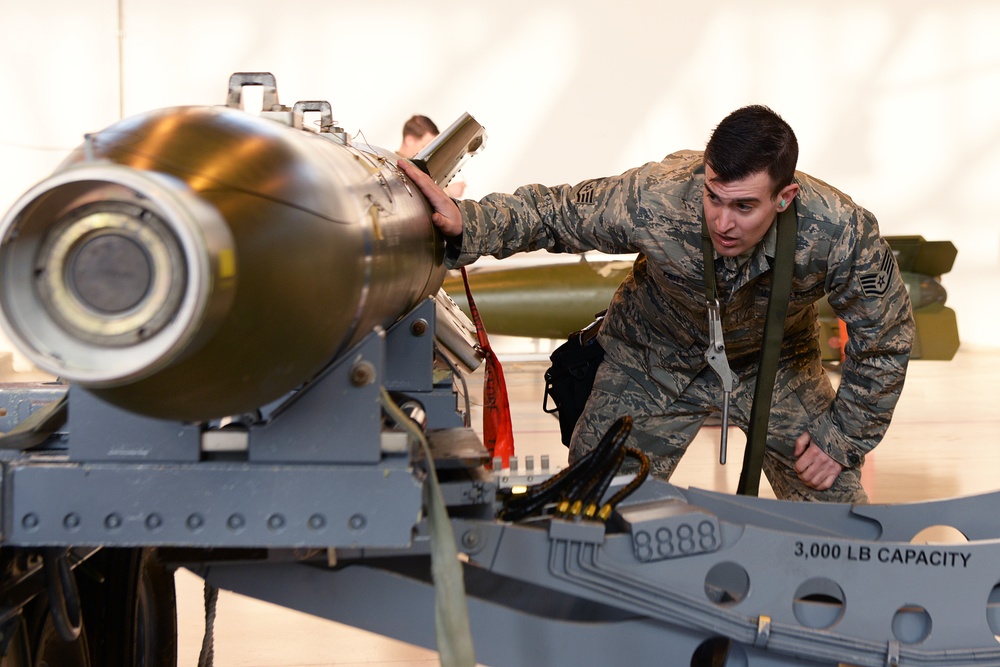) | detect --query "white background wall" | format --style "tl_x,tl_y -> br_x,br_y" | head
1,0 -> 999,352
